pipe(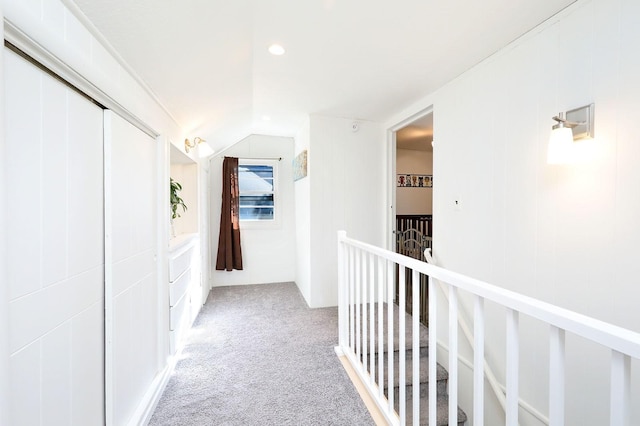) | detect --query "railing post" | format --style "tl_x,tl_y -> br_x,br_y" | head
337,231 -> 348,349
